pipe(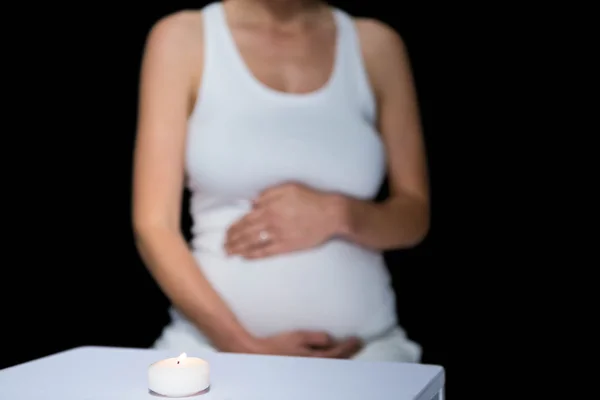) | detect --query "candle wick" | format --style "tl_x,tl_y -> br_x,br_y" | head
177,361 -> 180,364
